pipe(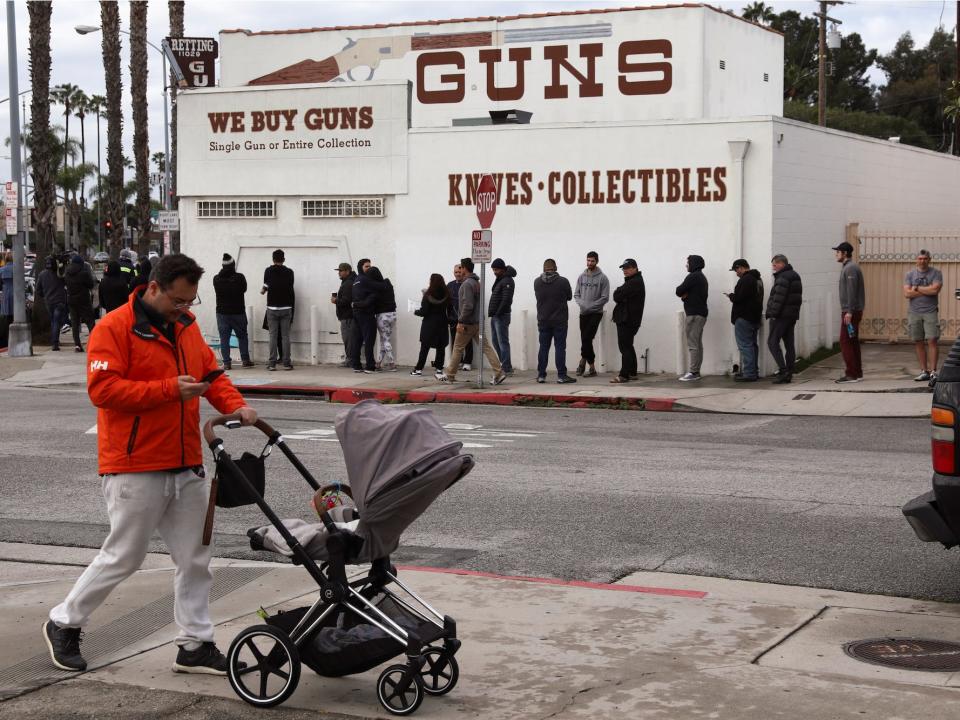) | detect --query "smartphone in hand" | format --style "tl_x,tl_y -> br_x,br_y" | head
201,369 -> 225,384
